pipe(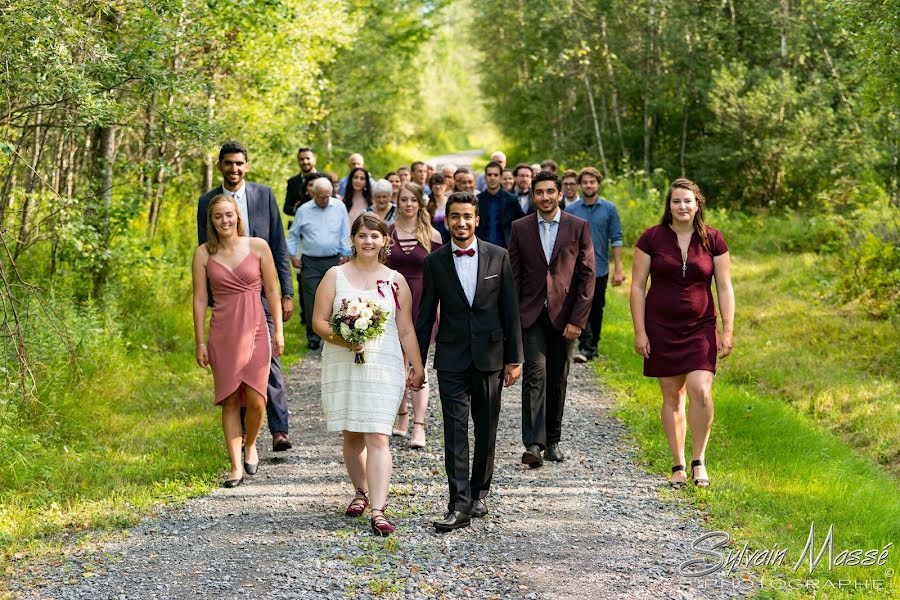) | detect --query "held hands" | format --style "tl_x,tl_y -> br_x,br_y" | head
718,330 -> 734,358
273,332 -> 285,357
611,269 -> 626,287
634,331 -> 651,358
196,344 -> 209,368
406,366 -> 426,391
563,323 -> 582,340
503,364 -> 522,387
290,256 -> 301,269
